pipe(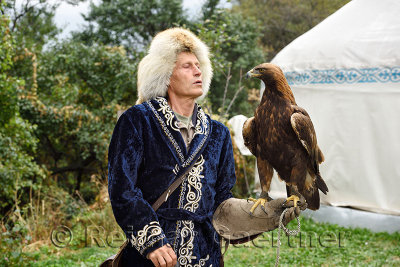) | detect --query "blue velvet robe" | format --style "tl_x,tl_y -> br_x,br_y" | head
108,97 -> 236,266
